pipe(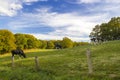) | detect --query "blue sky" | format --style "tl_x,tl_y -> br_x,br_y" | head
0,0 -> 120,41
